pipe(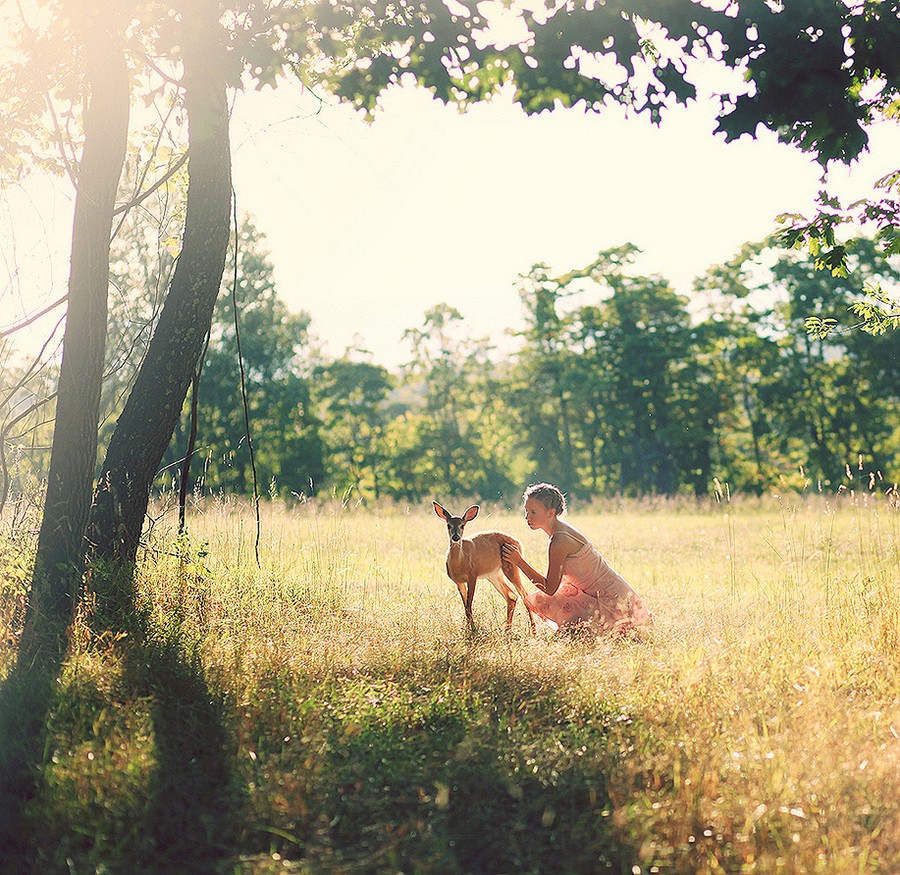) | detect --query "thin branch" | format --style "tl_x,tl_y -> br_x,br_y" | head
112,150 -> 188,218
231,192 -> 261,566
157,445 -> 211,475
0,295 -> 67,339
4,414 -> 56,444
0,313 -> 64,511
134,49 -> 181,87
110,96 -> 184,245
1,312 -> 64,412
44,94 -> 79,189
179,328 -> 210,534
120,98 -> 179,211
0,393 -> 57,513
